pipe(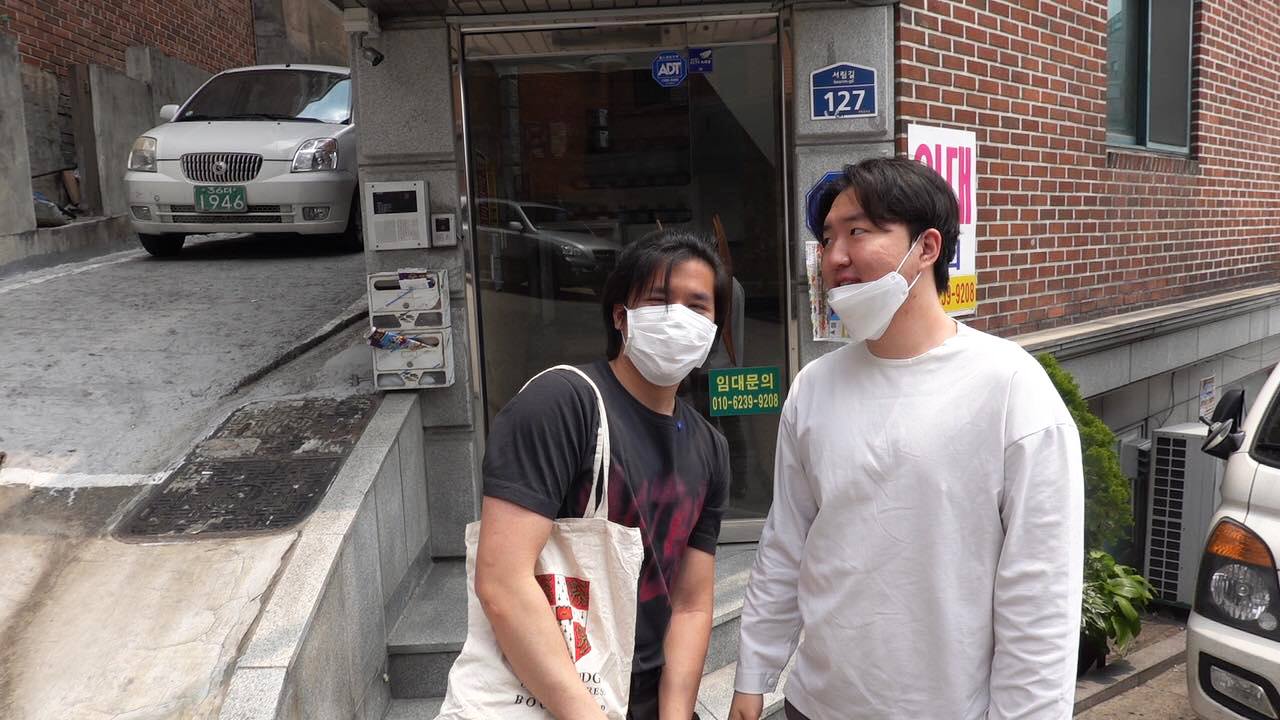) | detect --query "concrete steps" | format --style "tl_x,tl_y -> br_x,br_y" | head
385,560 -> 469,699
382,543 -> 760,715
384,698 -> 443,719
696,656 -> 795,720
